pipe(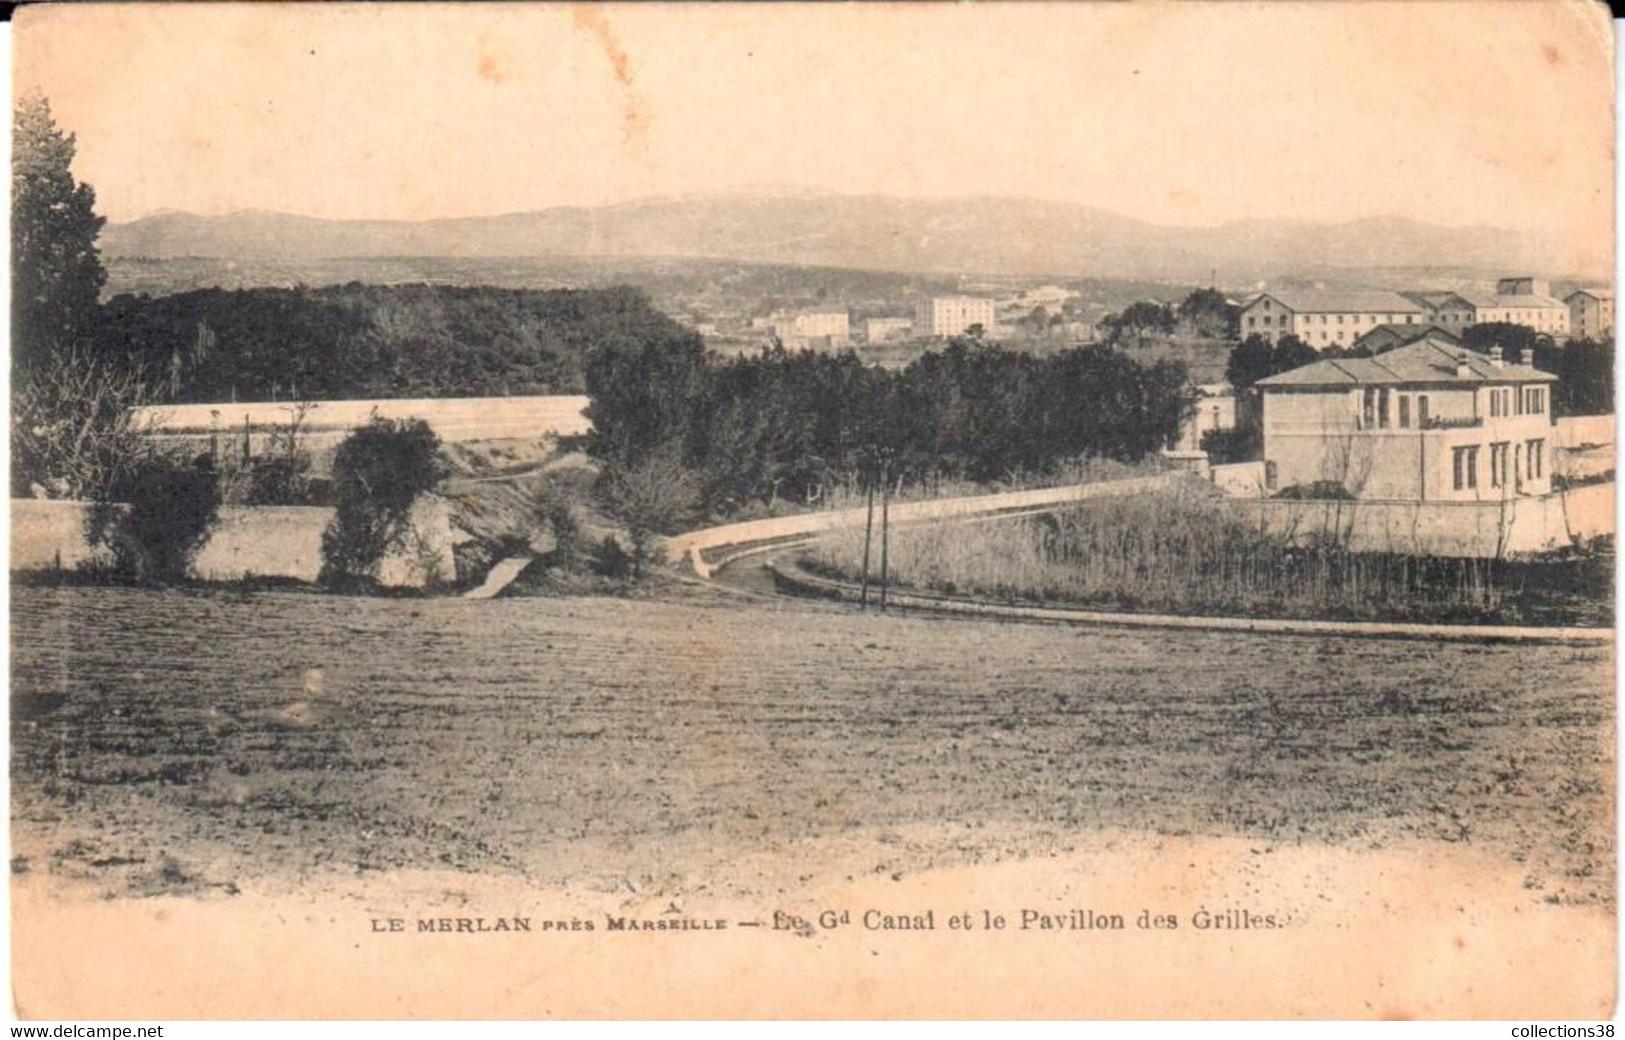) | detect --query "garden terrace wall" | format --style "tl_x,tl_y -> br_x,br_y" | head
133,394 -> 592,458
1239,483 -> 1613,557
10,497 -> 457,588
